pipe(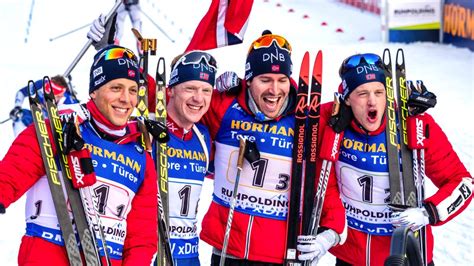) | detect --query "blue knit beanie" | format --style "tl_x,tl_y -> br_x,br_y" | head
341,62 -> 385,99
89,45 -> 140,94
245,40 -> 292,81
168,51 -> 217,88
